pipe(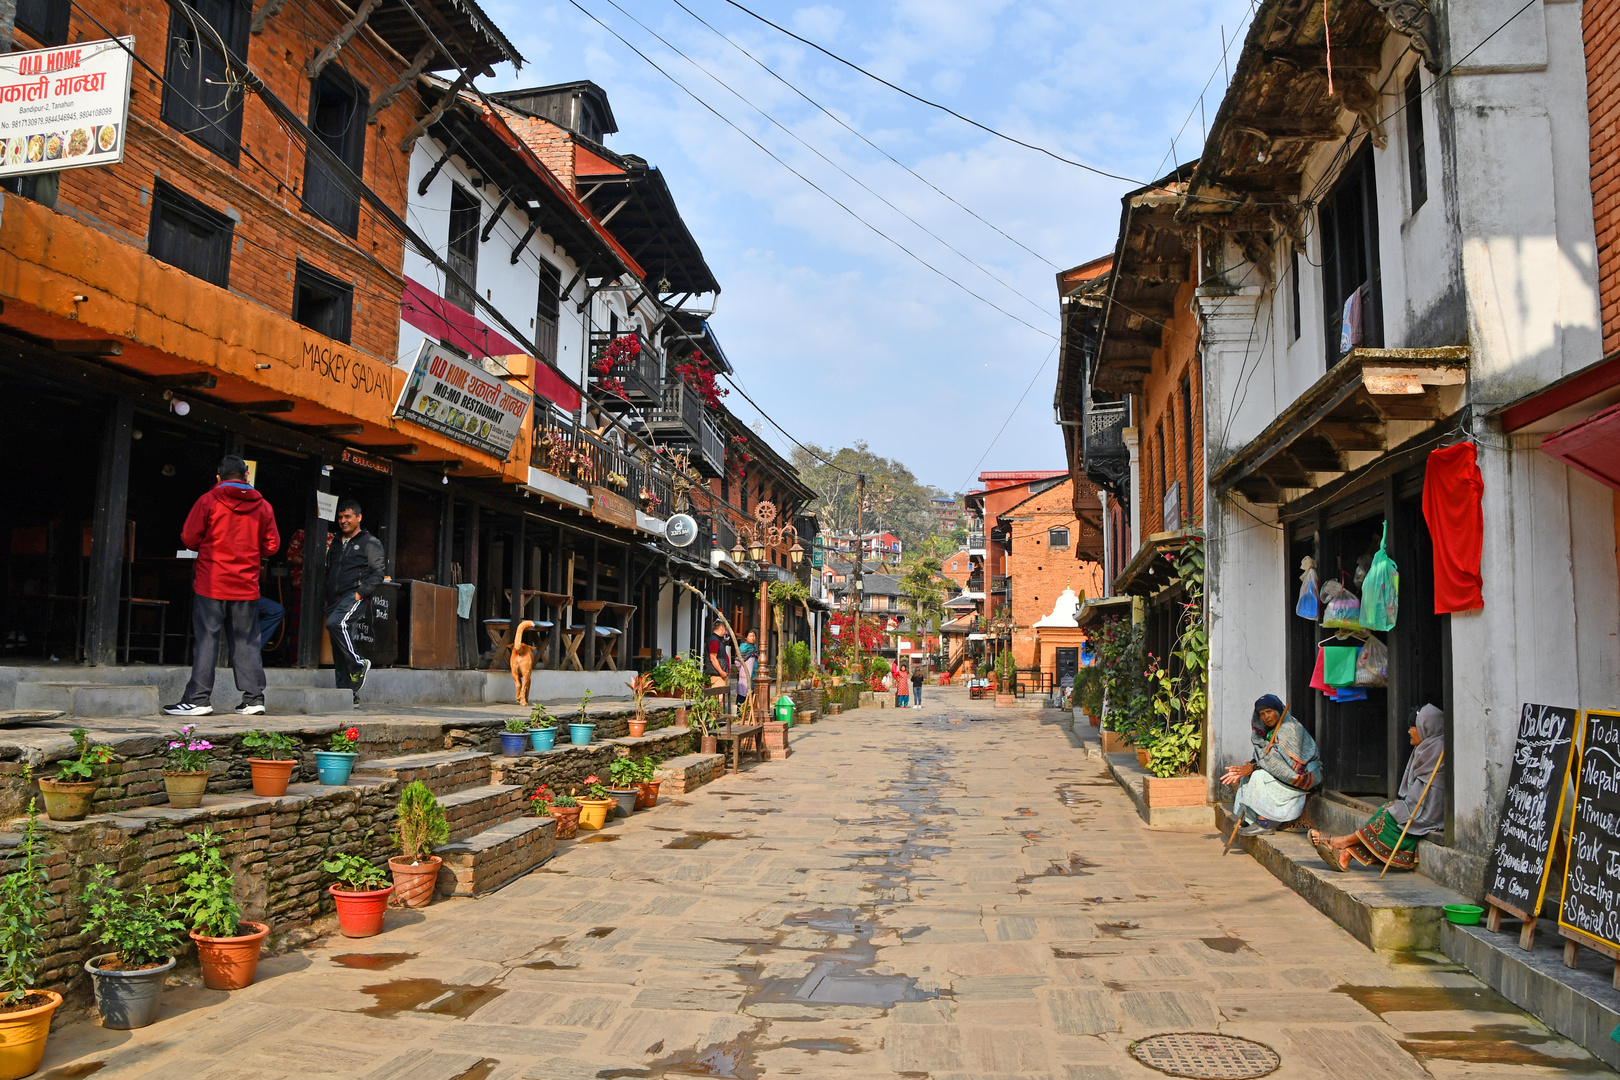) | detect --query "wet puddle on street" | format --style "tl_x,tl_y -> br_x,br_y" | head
1333,983 -> 1519,1014
1200,936 -> 1253,954
359,978 -> 504,1018
665,831 -> 744,849
448,1059 -> 500,1080
41,1065 -> 104,1079
1015,852 -> 1097,883
578,834 -> 620,843
1395,1025 -> 1609,1071
332,952 -> 416,970
1098,921 -> 1140,937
